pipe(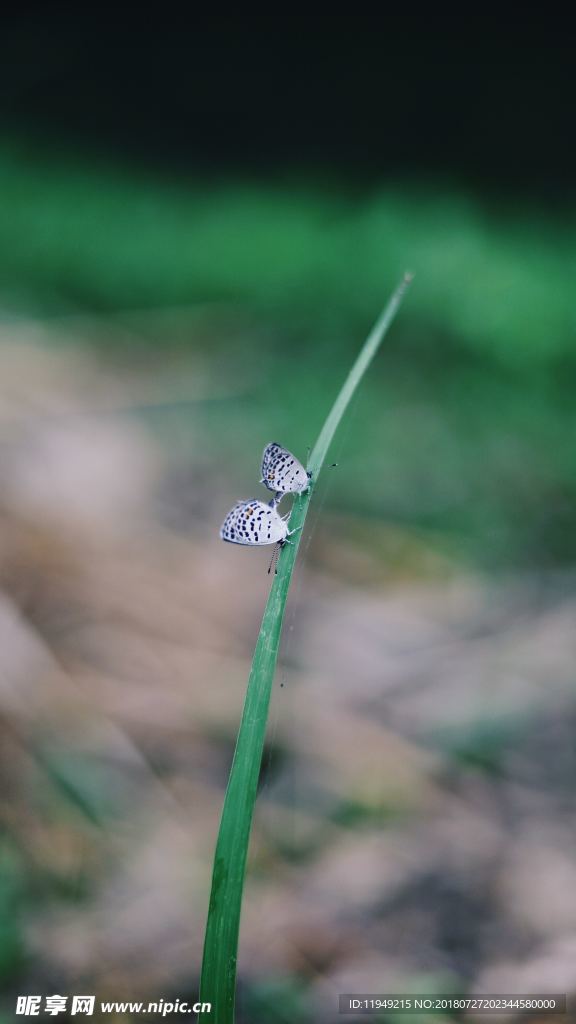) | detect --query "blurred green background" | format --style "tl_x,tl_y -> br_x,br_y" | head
2,141 -> 575,570
0,12 -> 575,1024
